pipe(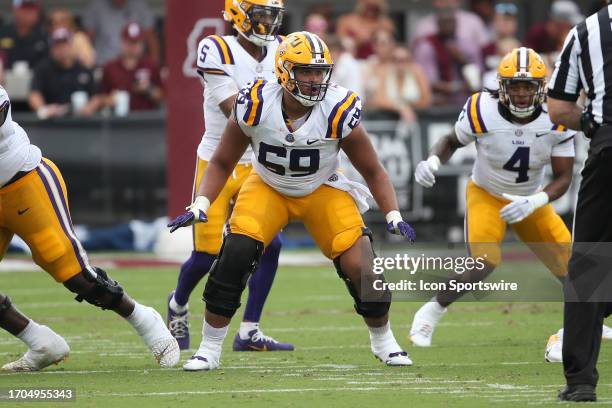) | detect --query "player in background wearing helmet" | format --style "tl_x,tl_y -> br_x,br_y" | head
408,47 -> 612,360
168,32 -> 416,371
166,0 -> 293,352
0,87 -> 179,371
